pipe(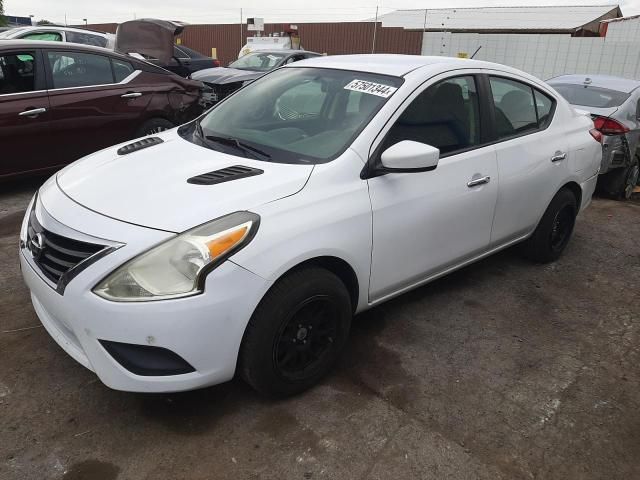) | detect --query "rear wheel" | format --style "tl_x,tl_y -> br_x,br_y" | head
135,118 -> 174,137
239,267 -> 352,397
599,155 -> 639,200
521,188 -> 578,263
